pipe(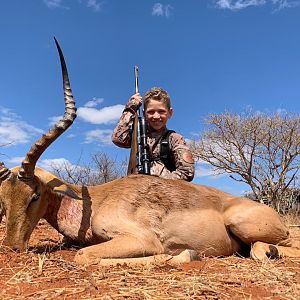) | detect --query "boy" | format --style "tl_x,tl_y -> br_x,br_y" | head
112,87 -> 194,181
